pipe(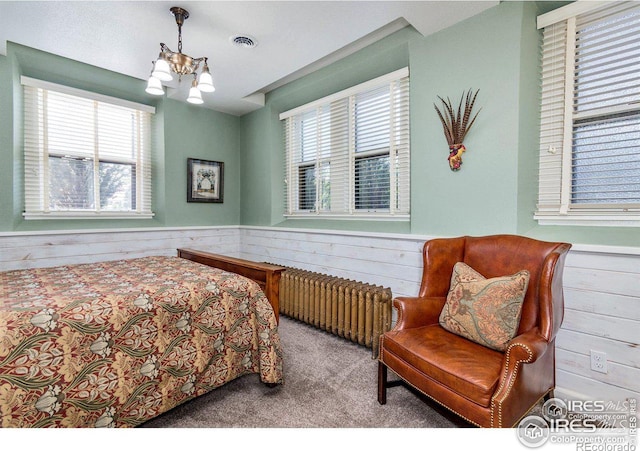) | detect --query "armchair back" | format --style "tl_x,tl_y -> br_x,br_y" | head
418,235 -> 571,342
